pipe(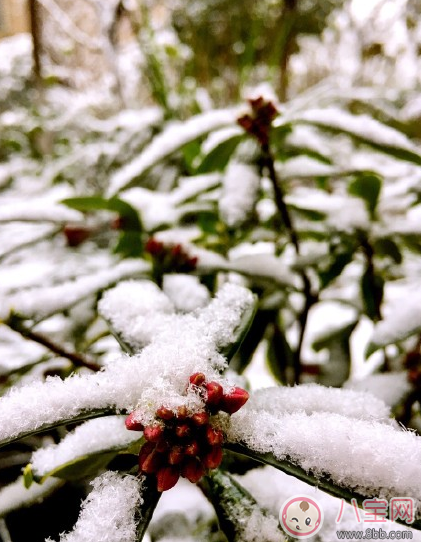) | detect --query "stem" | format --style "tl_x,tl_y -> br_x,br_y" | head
29,0 -> 43,84
6,320 -> 101,372
262,144 -> 316,384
